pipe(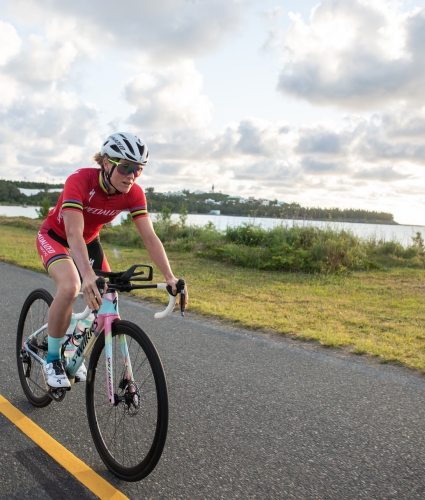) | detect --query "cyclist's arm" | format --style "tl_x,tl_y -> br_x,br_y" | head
63,211 -> 102,310
134,217 -> 189,306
